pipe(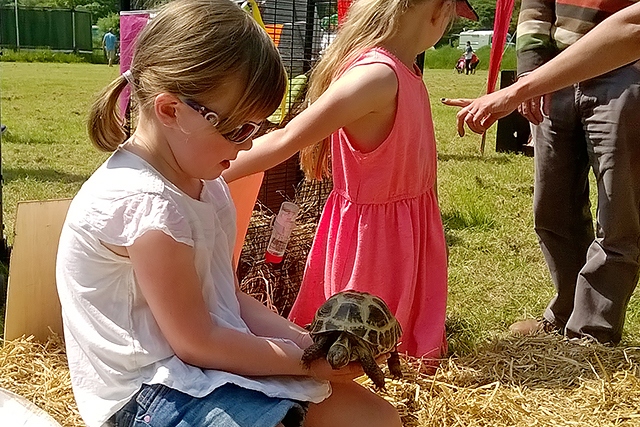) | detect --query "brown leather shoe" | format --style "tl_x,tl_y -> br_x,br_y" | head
509,318 -> 559,336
